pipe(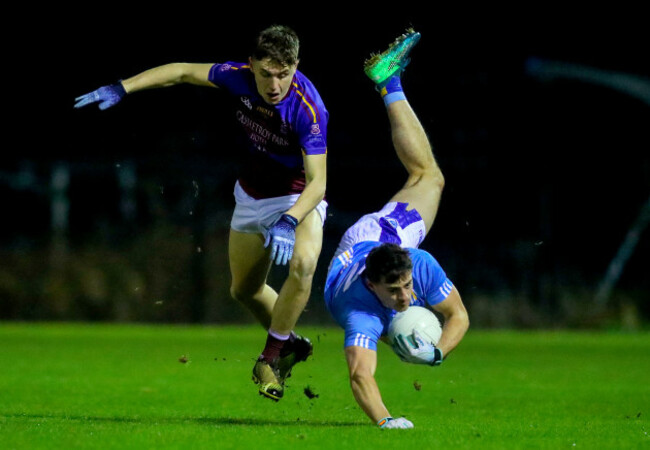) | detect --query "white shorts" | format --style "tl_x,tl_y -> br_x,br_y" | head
230,181 -> 328,237
333,202 -> 426,259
